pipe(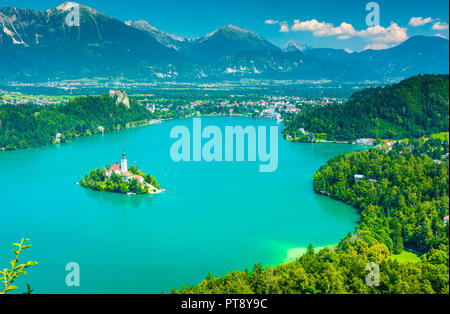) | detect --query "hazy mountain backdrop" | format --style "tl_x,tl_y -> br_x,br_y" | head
0,2 -> 448,82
